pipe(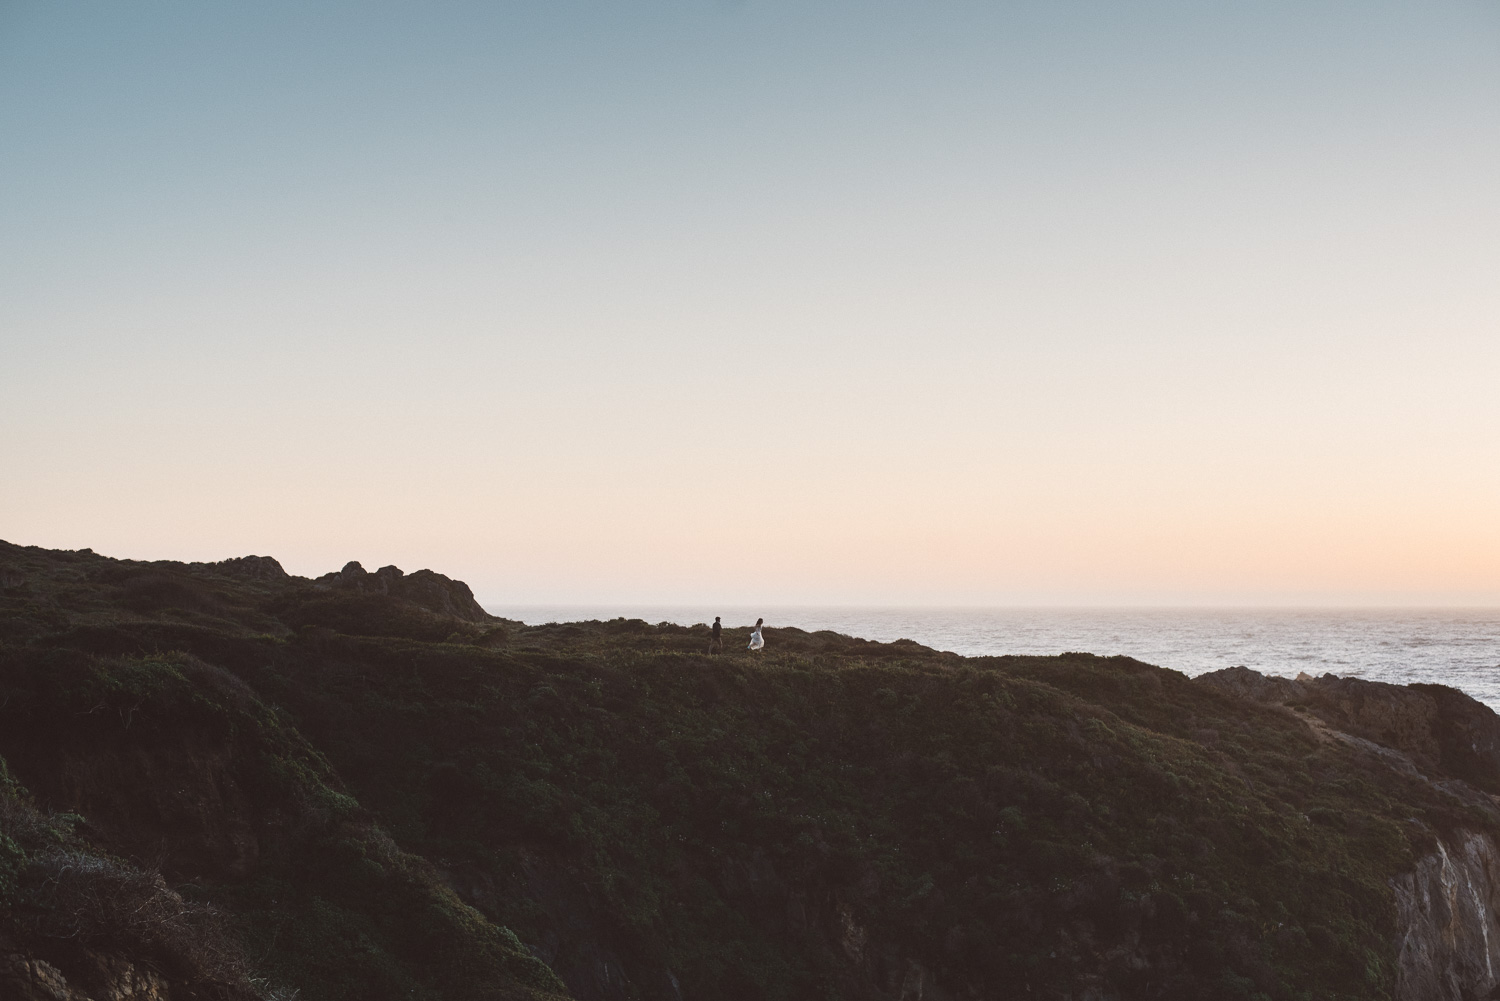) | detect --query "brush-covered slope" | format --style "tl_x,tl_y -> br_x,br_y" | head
0,544 -> 565,1001
2,539 -> 1499,1001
